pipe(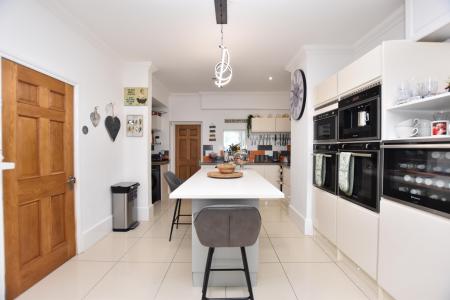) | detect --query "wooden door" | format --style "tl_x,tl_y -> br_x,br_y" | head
2,59 -> 76,299
175,125 -> 201,180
